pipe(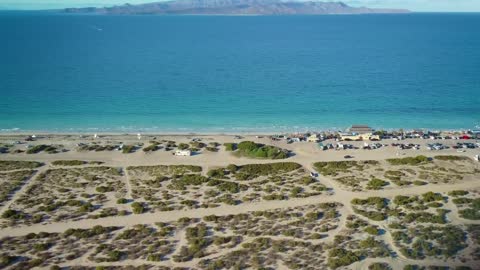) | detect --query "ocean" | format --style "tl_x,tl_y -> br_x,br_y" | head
0,12 -> 479,133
